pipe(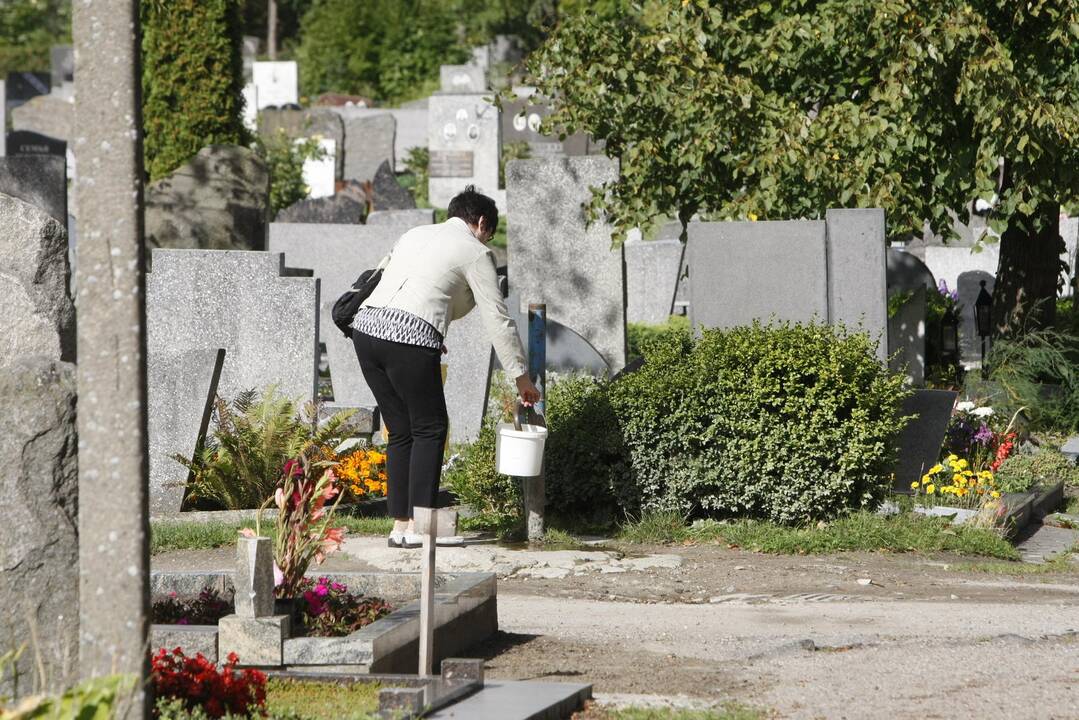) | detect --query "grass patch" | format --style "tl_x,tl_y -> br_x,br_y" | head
952,545 -> 1079,575
578,703 -> 768,720
151,516 -> 394,555
618,510 -> 1019,560
265,679 -> 379,719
